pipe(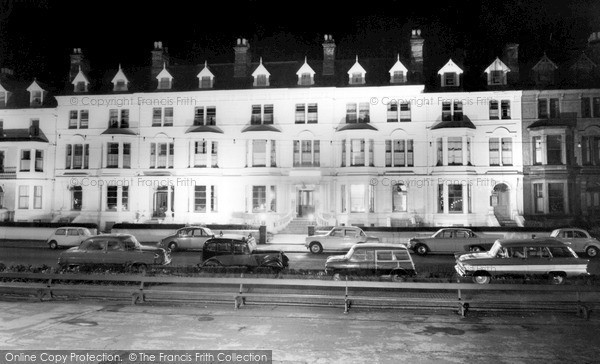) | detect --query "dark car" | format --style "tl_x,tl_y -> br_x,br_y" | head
58,233 -> 171,272
158,226 -> 215,251
325,243 -> 417,282
200,234 -> 289,272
